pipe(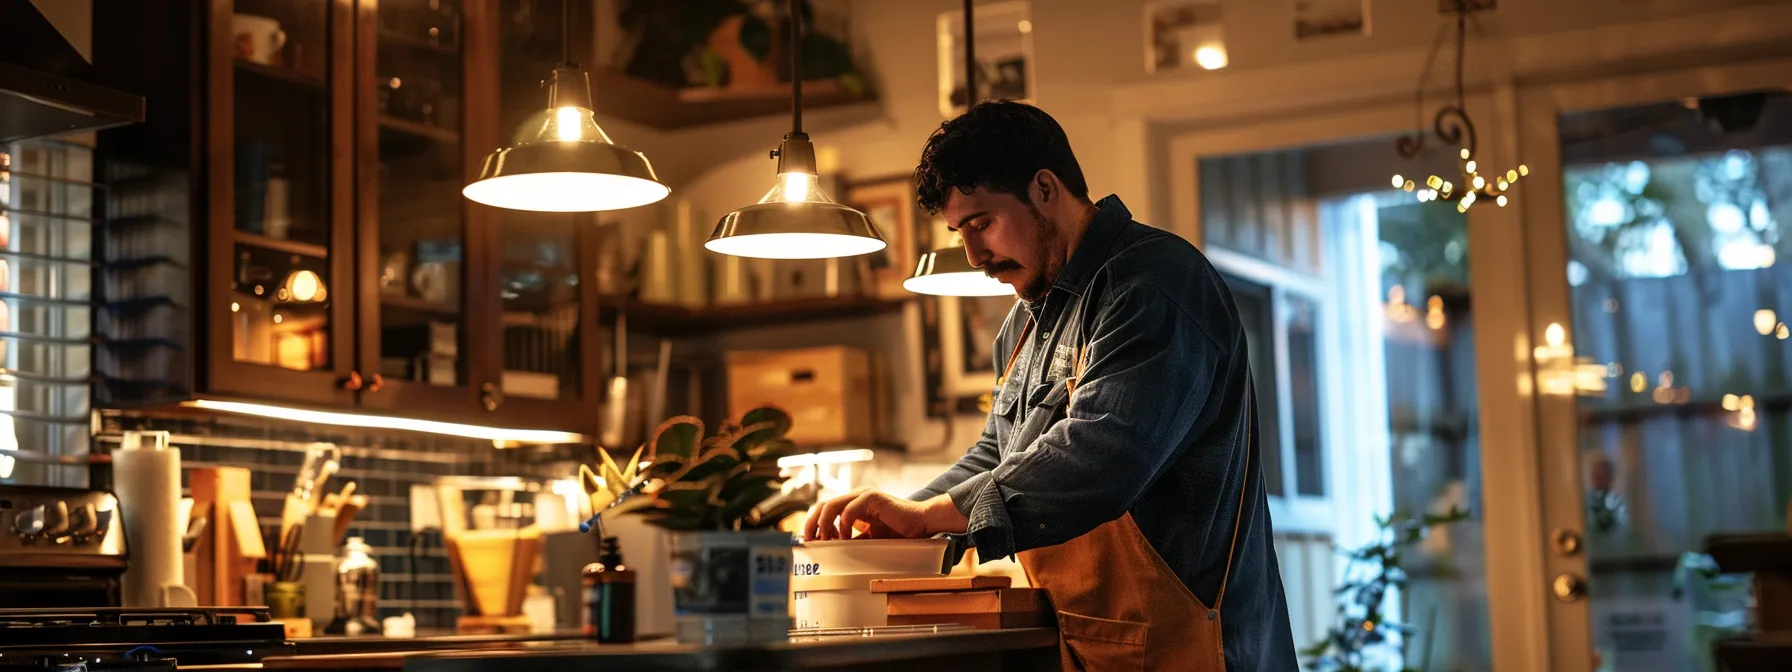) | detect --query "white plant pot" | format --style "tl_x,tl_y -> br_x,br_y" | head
668,530 -> 793,645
